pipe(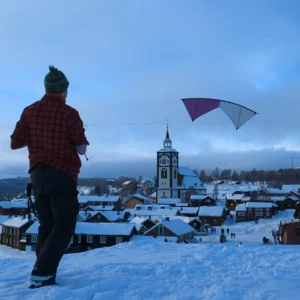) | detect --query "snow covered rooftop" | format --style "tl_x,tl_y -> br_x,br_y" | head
198,206 -> 224,217
0,215 -> 10,225
246,202 -> 276,208
122,181 -> 134,185
190,195 -> 212,200
236,204 -> 247,212
169,216 -> 198,224
77,186 -> 95,195
126,208 -> 181,218
178,175 -> 203,189
179,207 -> 199,214
3,216 -> 32,228
131,194 -> 152,202
84,206 -> 115,211
75,222 -> 136,236
130,216 -> 158,225
178,167 -> 198,177
157,147 -> 178,153
266,188 -> 287,195
98,211 -> 126,221
268,196 -> 298,202
27,221 -> 136,236
160,219 -> 195,236
158,198 -> 182,205
133,204 -> 172,211
175,202 -> 189,207
226,194 -> 245,200
0,201 -> 28,209
78,195 -> 119,203
25,221 -> 39,234
282,184 -> 300,192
